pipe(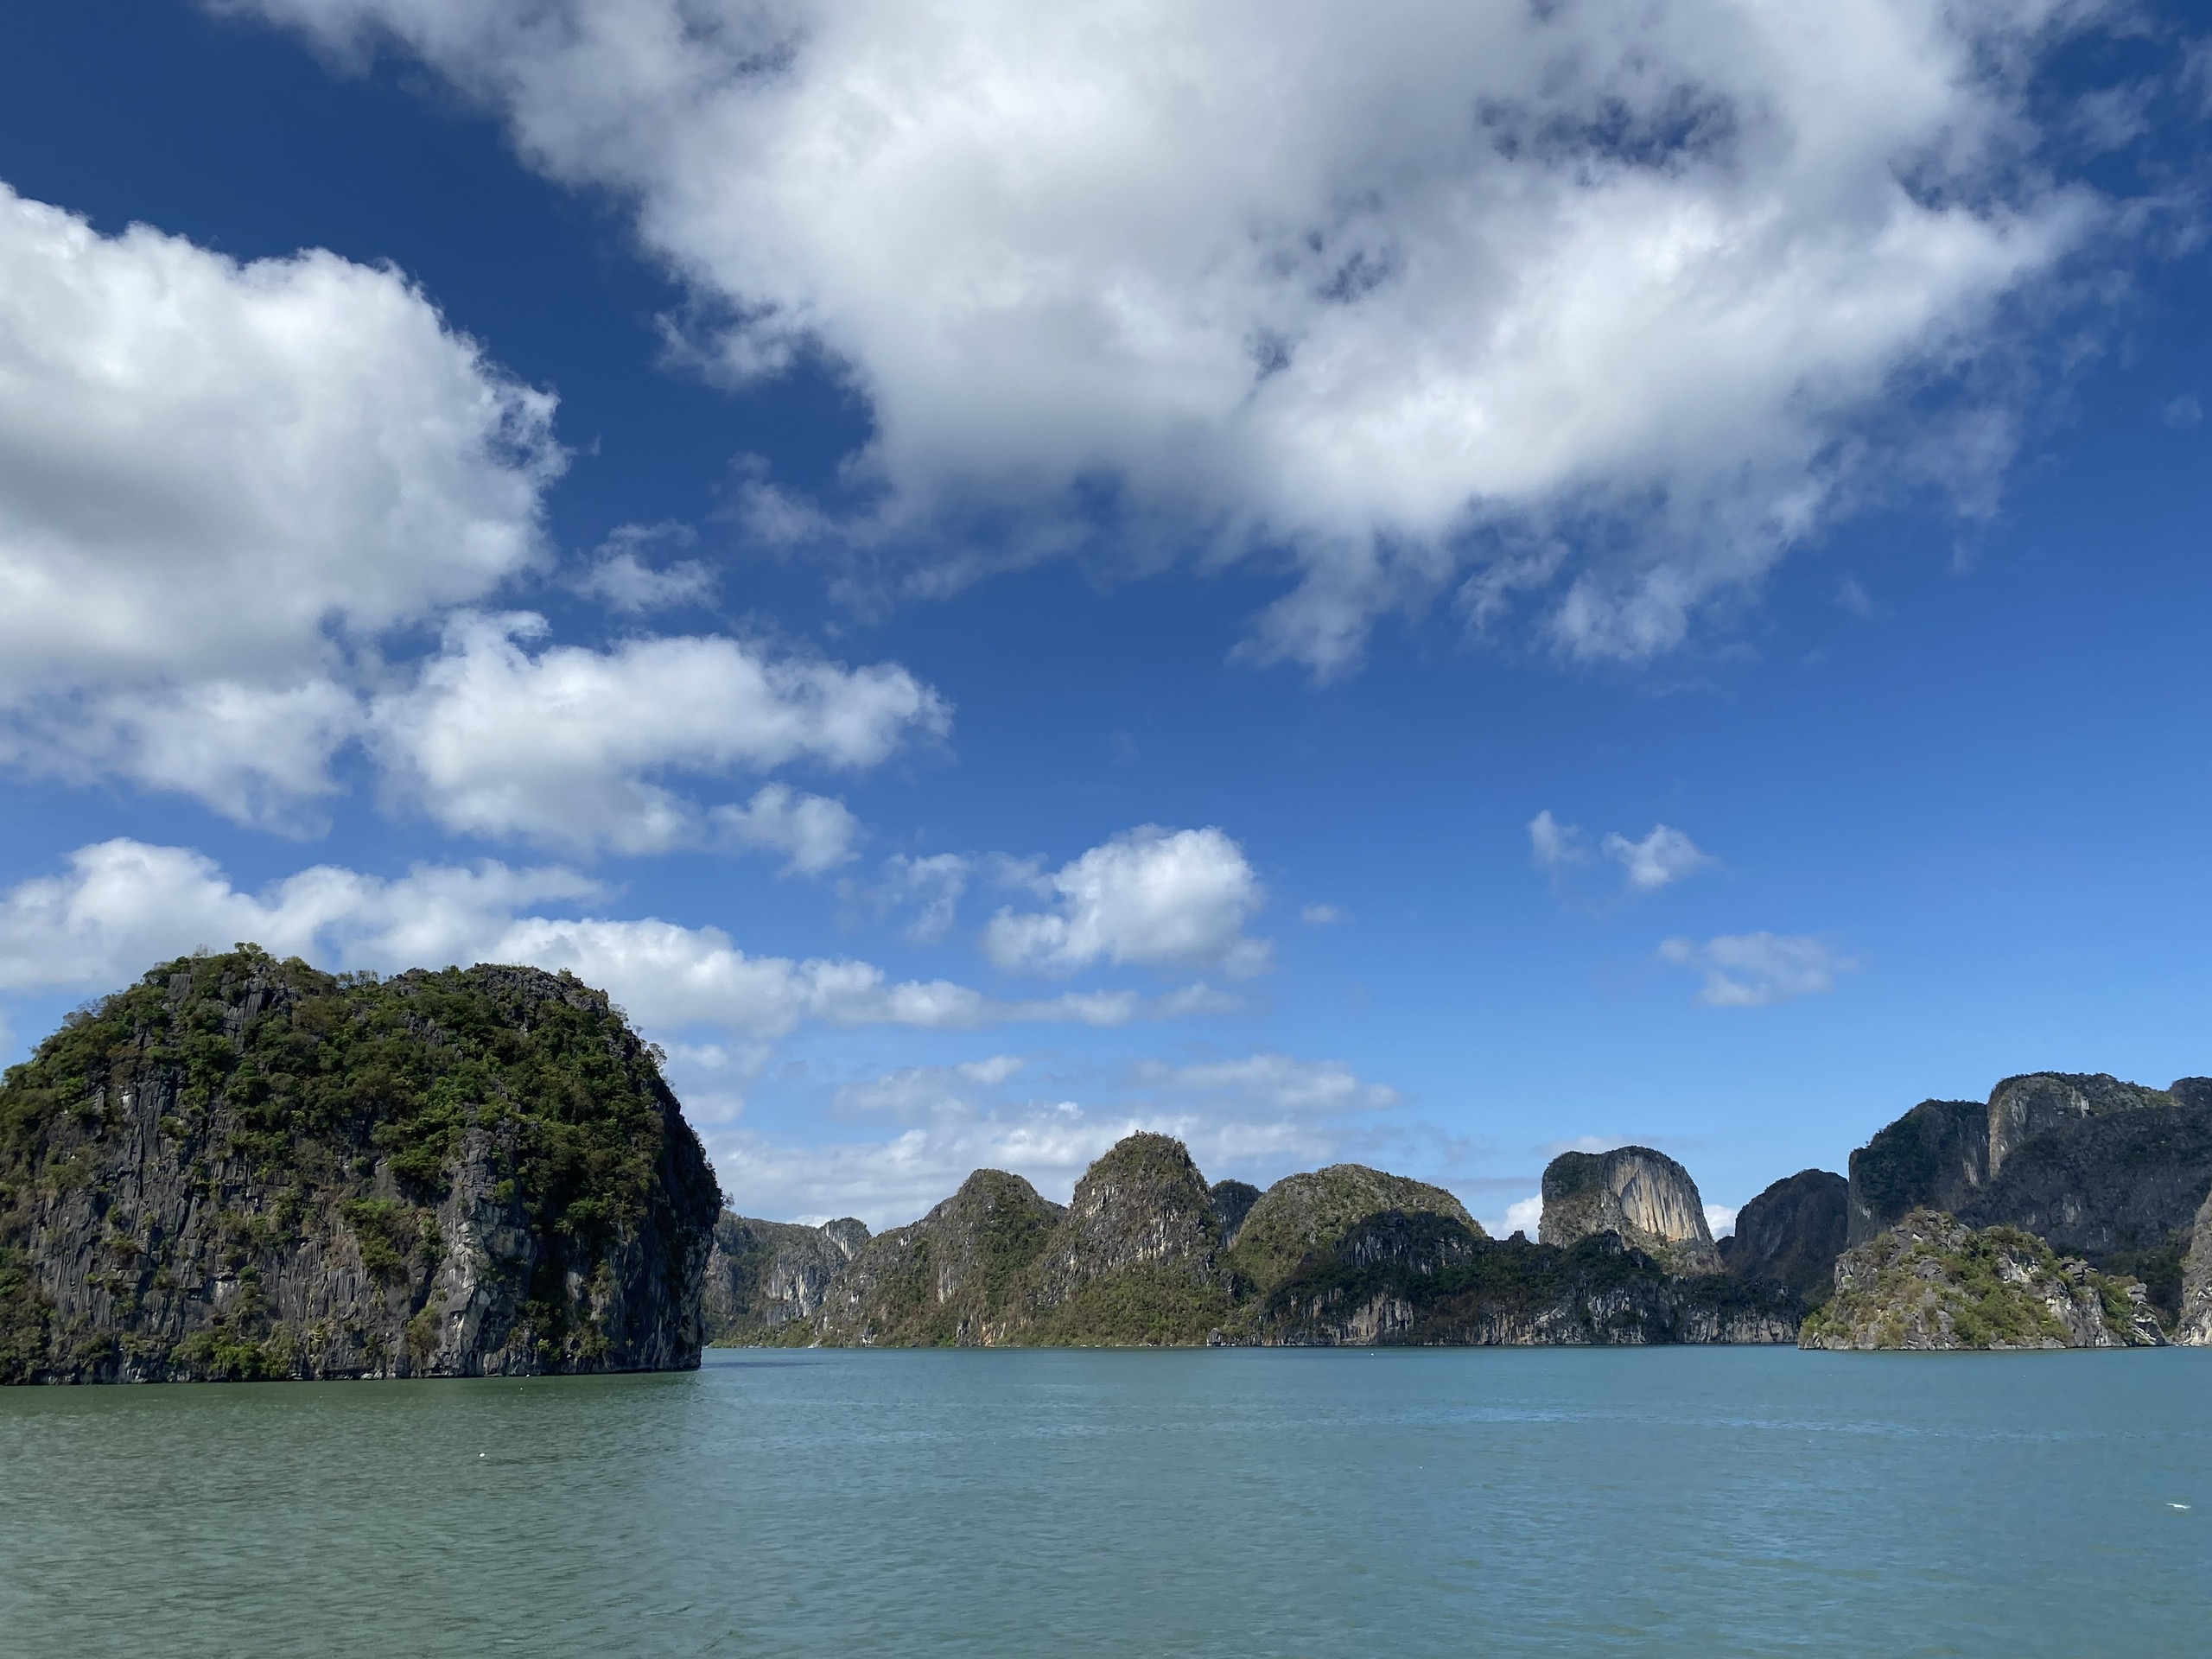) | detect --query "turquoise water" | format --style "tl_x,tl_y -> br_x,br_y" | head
1,1348 -> 2206,1656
